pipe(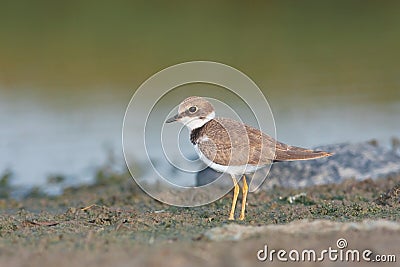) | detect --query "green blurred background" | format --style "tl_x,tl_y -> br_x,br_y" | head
1,1 -> 399,191
2,1 -> 400,88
